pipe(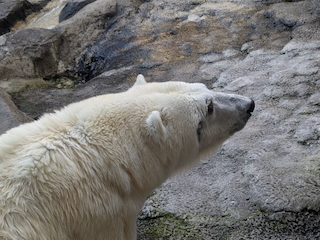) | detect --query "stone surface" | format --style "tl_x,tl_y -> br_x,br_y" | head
56,0 -> 118,75
59,0 -> 96,22
11,0 -> 69,30
0,0 -> 50,35
1,0 -> 320,239
0,0 -> 117,81
137,39 -> 320,239
0,28 -> 61,79
0,88 -> 33,135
